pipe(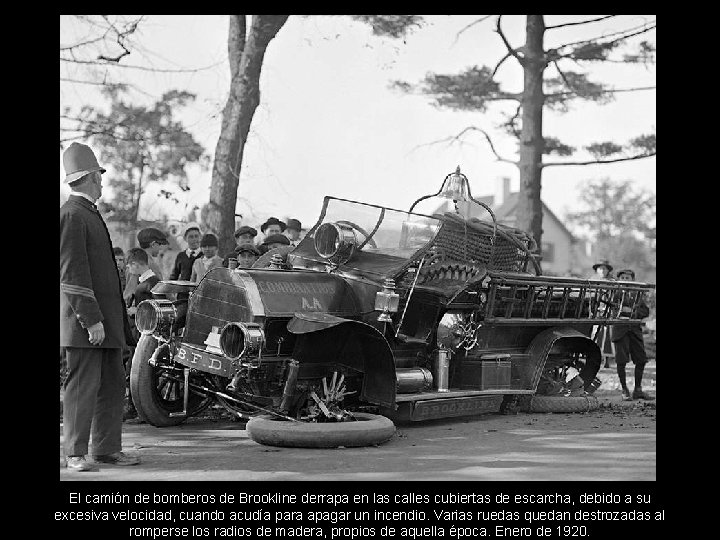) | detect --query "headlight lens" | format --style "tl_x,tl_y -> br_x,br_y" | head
135,299 -> 177,336
314,222 -> 357,264
219,322 -> 265,360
